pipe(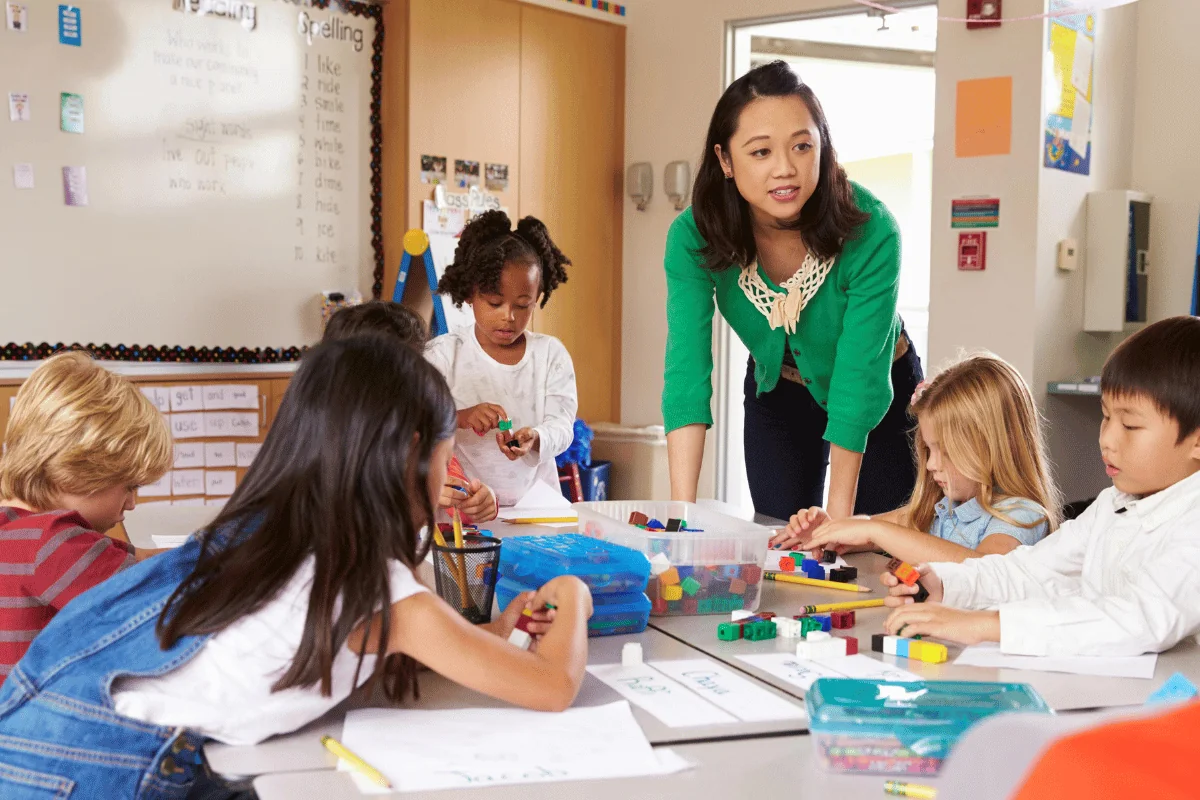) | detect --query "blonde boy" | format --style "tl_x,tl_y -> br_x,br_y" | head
0,351 -> 171,681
